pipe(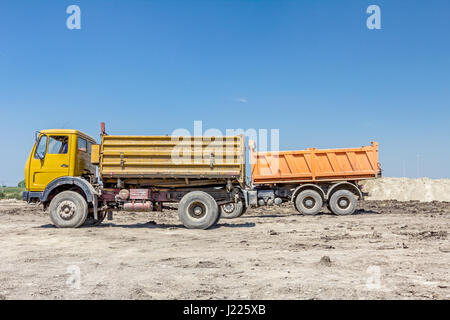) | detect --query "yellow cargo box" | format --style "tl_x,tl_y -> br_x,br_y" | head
98,135 -> 245,187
